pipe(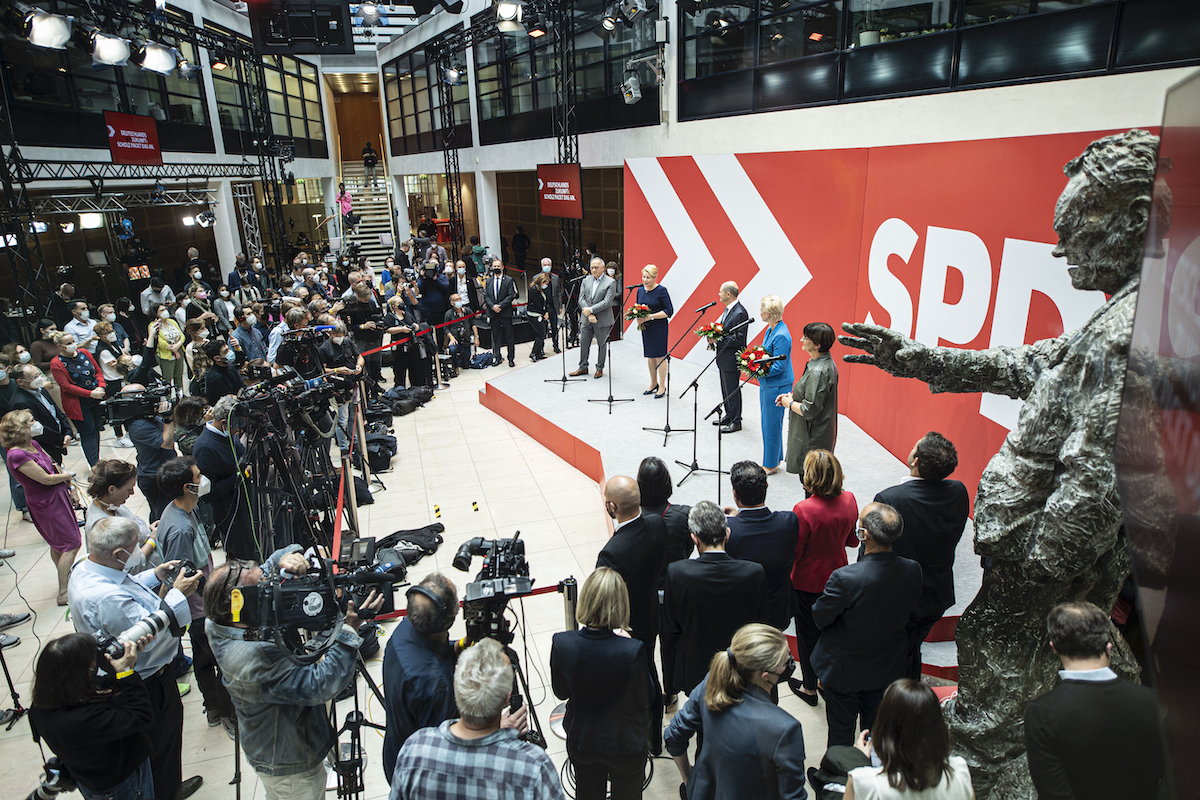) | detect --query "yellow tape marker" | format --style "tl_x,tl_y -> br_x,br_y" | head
472,501 -> 479,512
434,505 -> 441,518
